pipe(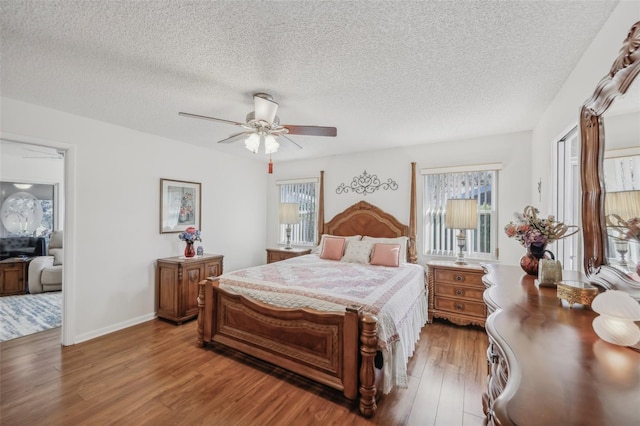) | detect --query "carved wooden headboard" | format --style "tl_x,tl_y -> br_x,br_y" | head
316,163 -> 418,263
323,201 -> 408,238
